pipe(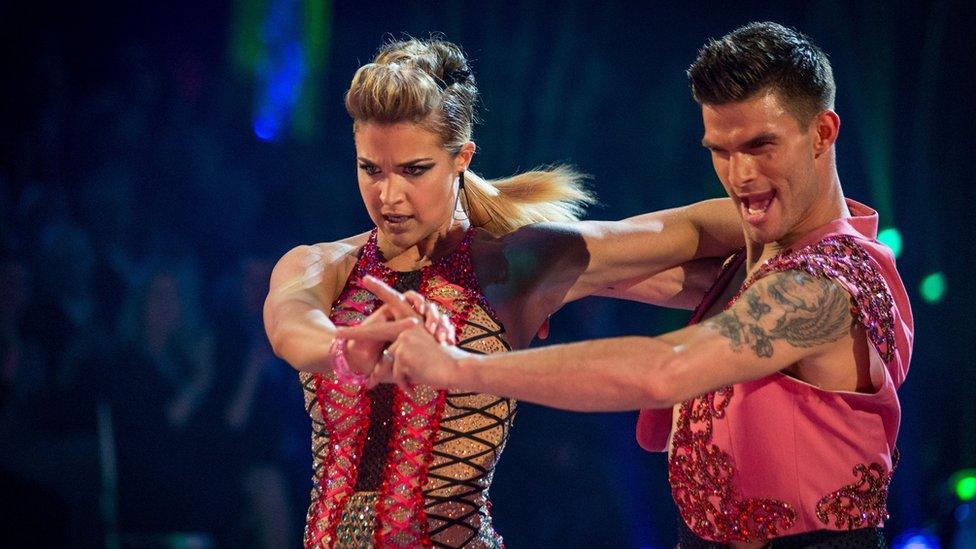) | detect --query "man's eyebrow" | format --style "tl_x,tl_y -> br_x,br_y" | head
701,132 -> 779,150
743,132 -> 778,148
